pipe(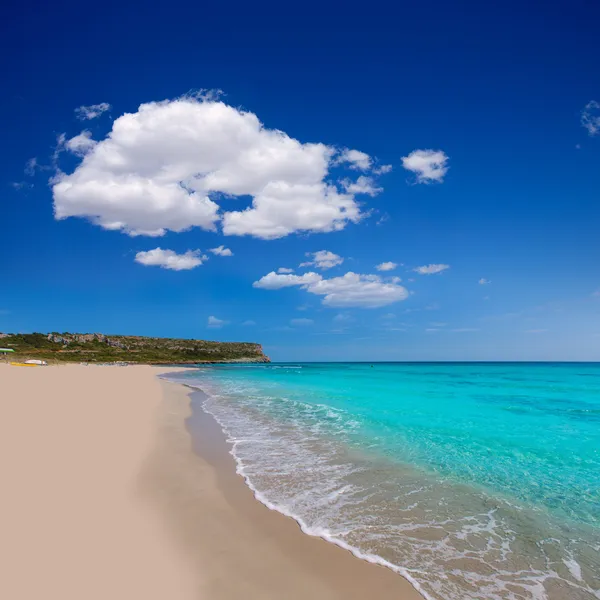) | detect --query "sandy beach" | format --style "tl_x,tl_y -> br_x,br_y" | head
0,363 -> 422,600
